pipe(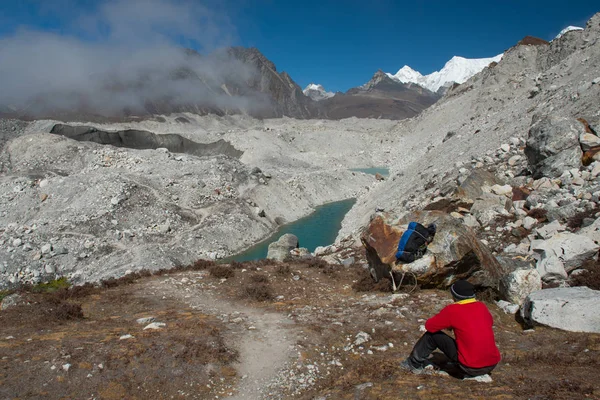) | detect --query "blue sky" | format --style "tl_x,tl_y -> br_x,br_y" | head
1,0 -> 598,92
